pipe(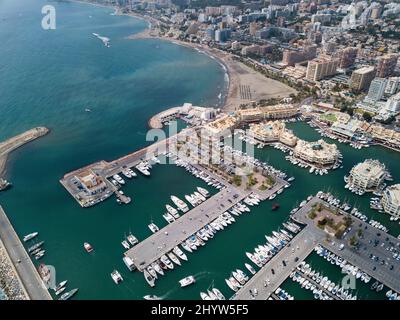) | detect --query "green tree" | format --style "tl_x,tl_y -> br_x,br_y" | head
363,112 -> 372,122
